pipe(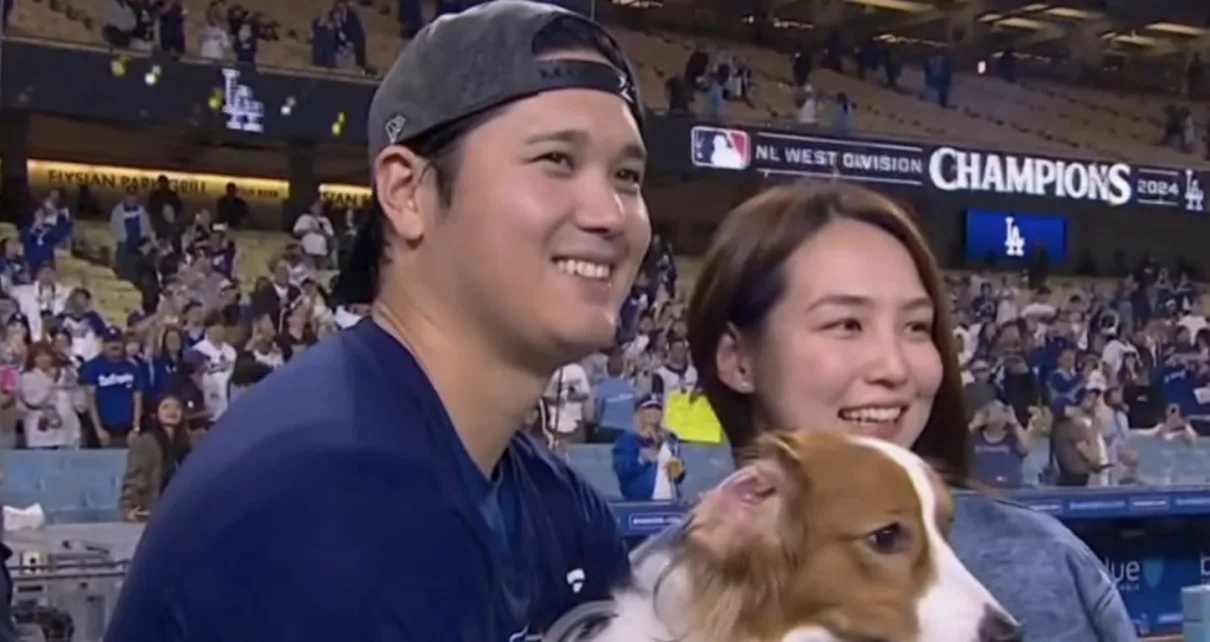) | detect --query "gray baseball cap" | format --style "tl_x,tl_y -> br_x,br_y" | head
336,0 -> 643,304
